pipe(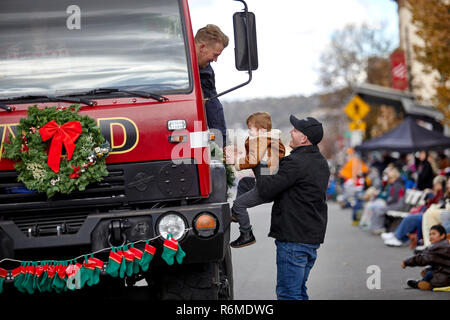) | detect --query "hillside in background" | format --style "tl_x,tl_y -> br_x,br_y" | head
223,95 -> 320,130
222,90 -> 351,160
